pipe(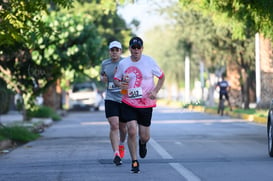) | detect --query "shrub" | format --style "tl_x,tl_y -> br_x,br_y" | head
0,135 -> 6,141
0,126 -> 40,143
27,106 -> 61,121
0,88 -> 10,114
